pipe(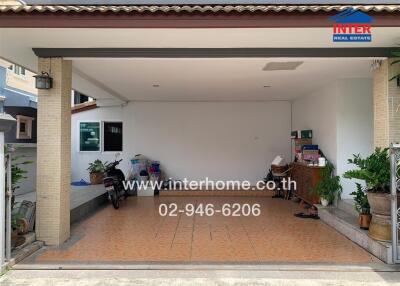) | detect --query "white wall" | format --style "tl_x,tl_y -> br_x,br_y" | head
72,85 -> 372,197
122,101 -> 292,184
13,85 -> 374,197
71,106 -> 123,182
292,78 -> 373,198
336,79 -> 373,198
71,101 -> 292,184
292,82 -> 338,165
